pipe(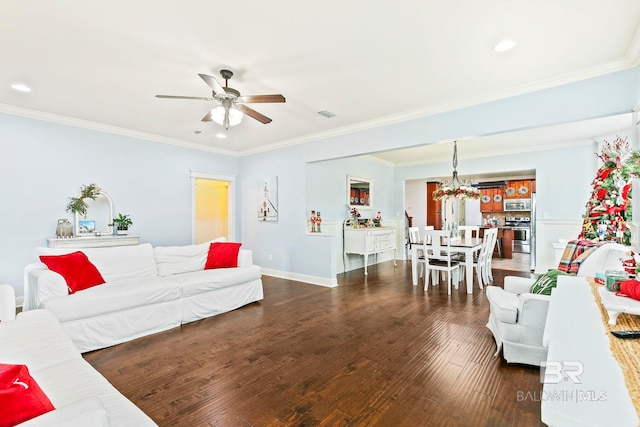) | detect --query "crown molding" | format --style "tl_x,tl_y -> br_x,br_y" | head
240,57 -> 639,158
0,103 -> 241,157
